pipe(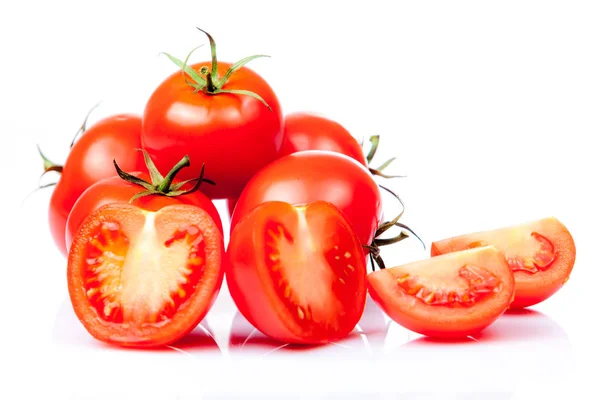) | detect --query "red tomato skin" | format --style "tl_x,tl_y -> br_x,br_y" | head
141,61 -> 284,199
65,173 -> 223,252
279,112 -> 367,166
49,115 -> 144,256
230,151 -> 382,247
